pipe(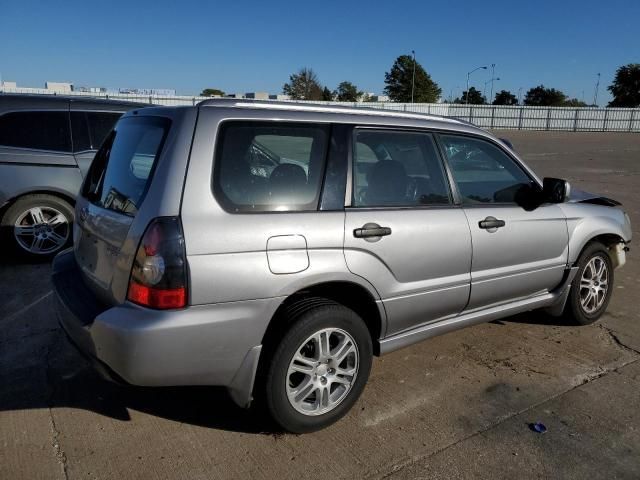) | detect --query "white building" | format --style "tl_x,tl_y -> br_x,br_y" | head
45,82 -> 73,93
